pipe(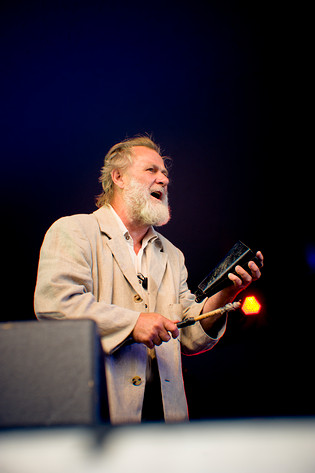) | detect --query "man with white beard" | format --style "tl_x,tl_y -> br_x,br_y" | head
34,136 -> 263,424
